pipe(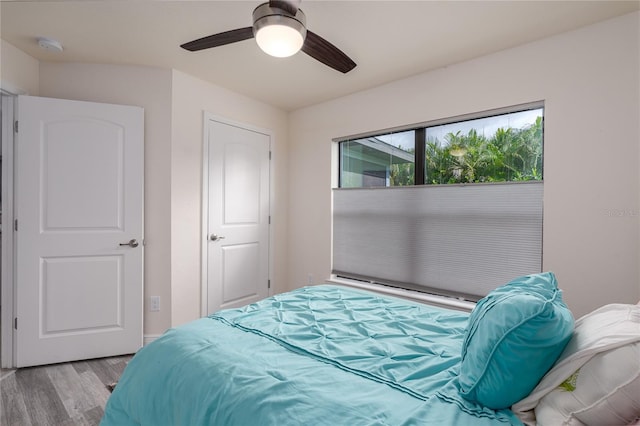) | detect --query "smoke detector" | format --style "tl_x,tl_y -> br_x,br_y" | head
37,37 -> 63,52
